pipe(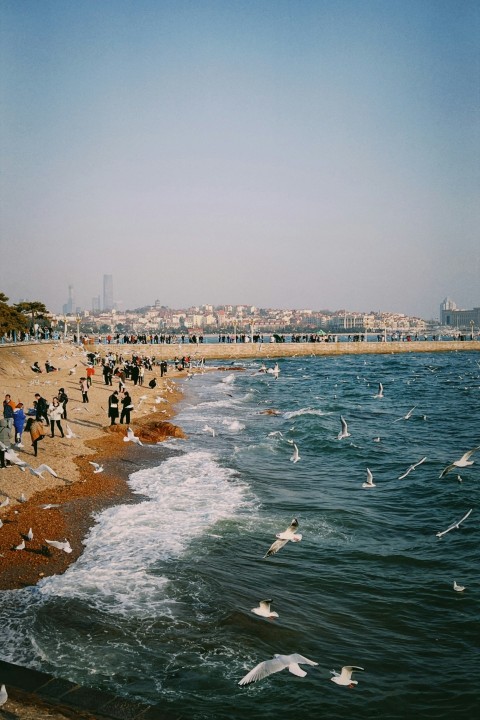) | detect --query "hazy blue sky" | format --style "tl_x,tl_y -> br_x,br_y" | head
1,0 -> 478,319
